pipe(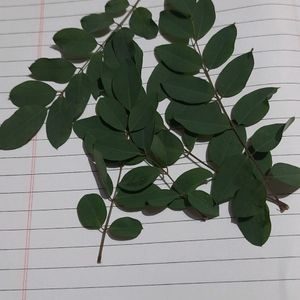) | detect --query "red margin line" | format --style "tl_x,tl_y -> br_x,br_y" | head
21,1 -> 45,299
